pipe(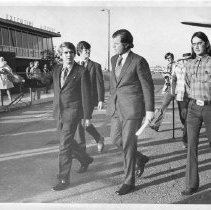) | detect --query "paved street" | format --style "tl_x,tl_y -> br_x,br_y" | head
0,80 -> 210,208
